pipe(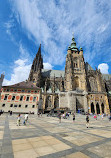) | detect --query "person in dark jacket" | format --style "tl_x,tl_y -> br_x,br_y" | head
73,113 -> 75,122
86,115 -> 89,128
